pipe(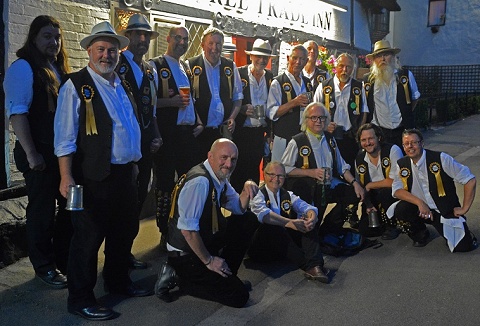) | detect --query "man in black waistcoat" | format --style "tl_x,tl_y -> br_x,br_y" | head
151,26 -> 203,247
54,22 -> 152,321
186,27 -> 244,158
117,13 -> 162,269
302,40 -> 327,91
249,161 -> 329,283
282,102 -> 365,236
230,38 -> 275,192
363,40 -> 421,148
390,129 -> 477,252
267,44 -> 313,162
314,53 -> 368,174
5,15 -> 72,288
354,123 -> 403,239
156,138 -> 259,307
